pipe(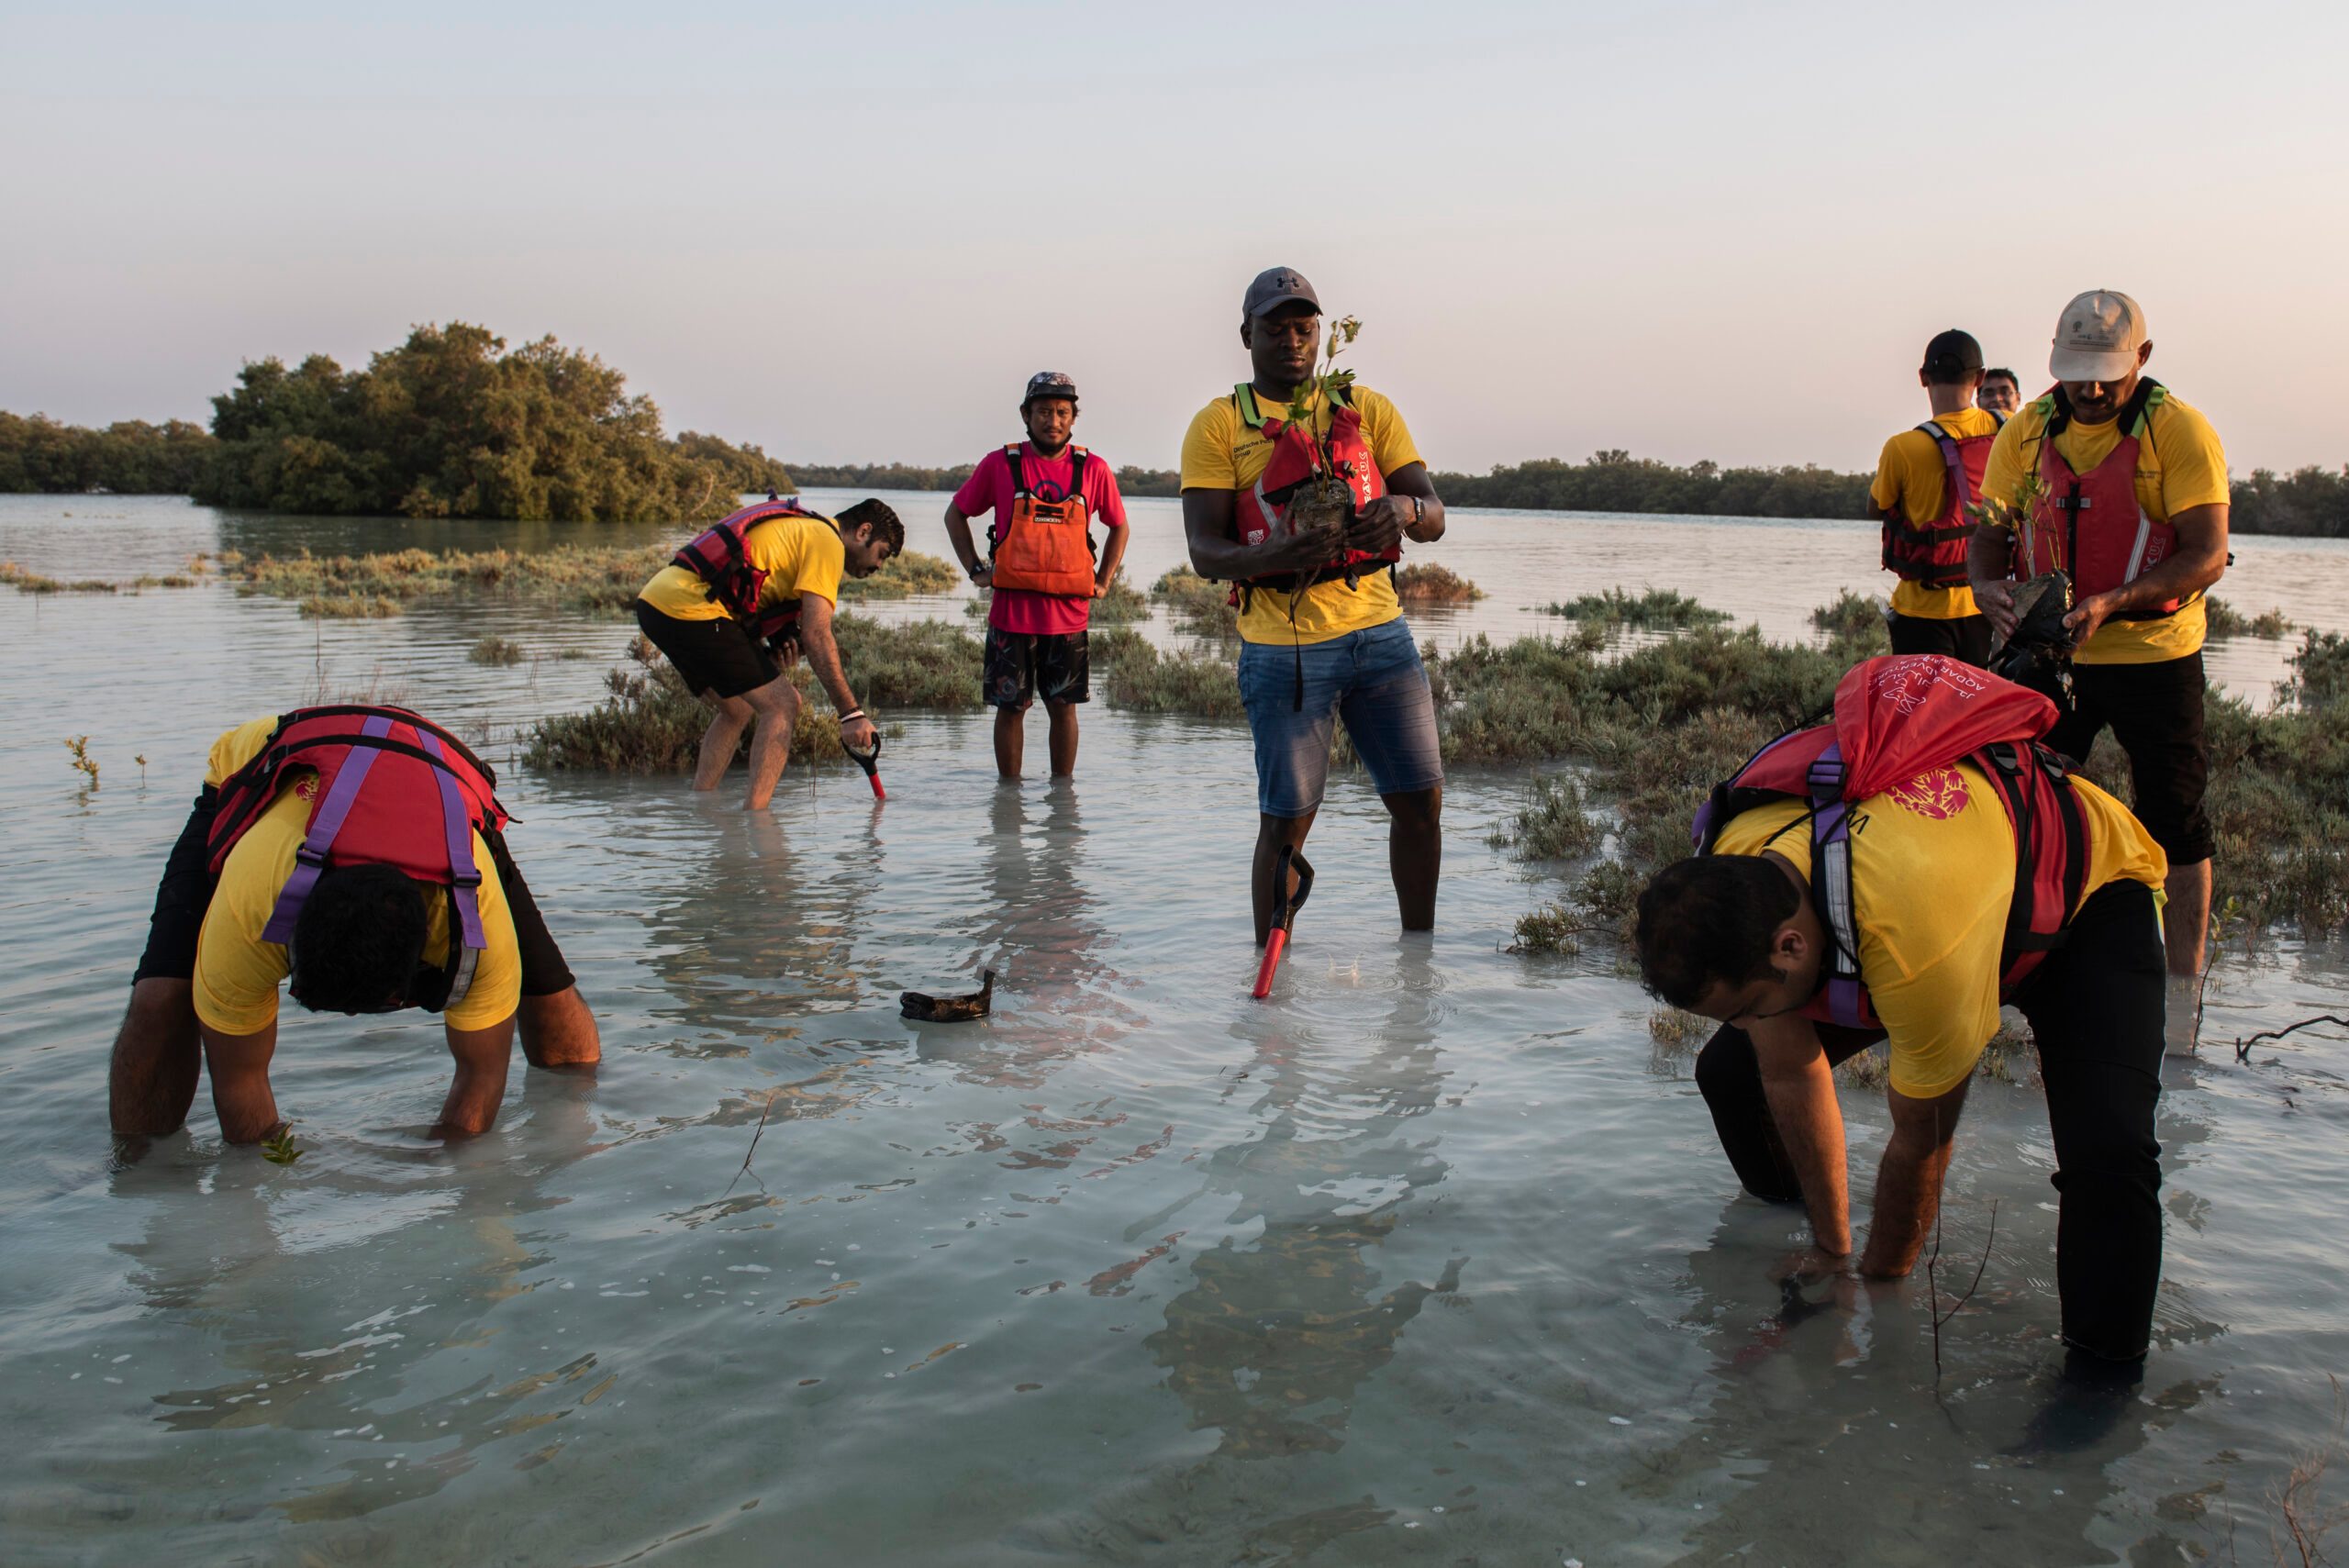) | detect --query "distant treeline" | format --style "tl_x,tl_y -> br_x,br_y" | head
2,323 -> 792,522
0,412 -> 215,495
1427,450 -> 1869,518
786,460 -> 1182,498
12,384 -> 2346,536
